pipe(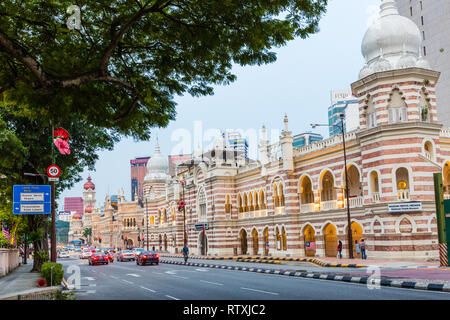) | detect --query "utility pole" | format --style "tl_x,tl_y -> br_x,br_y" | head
50,124 -> 57,263
434,173 -> 448,266
146,197 -> 149,251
